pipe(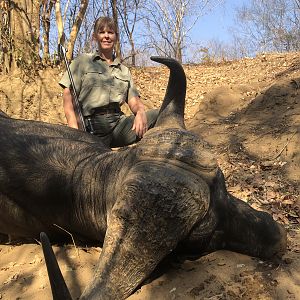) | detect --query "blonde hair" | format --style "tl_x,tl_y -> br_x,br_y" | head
94,17 -> 117,34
